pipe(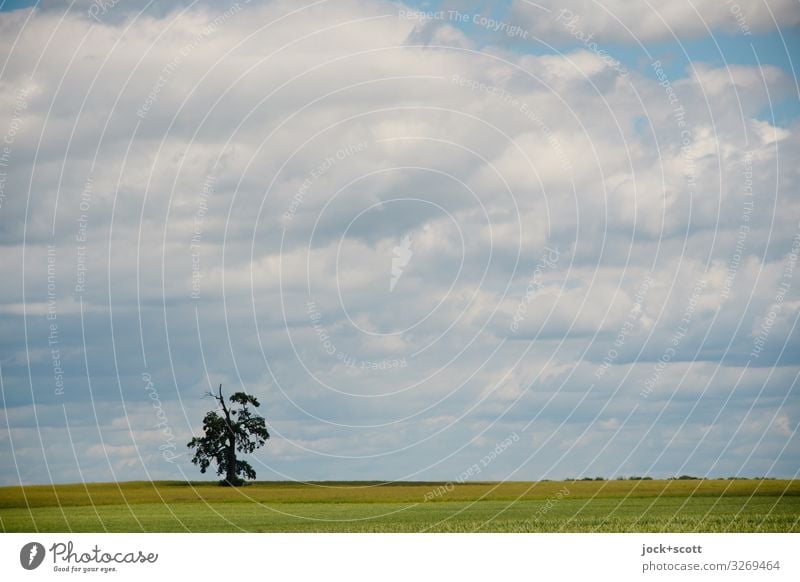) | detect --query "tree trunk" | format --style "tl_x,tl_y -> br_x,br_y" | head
217,385 -> 239,486
225,433 -> 237,485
